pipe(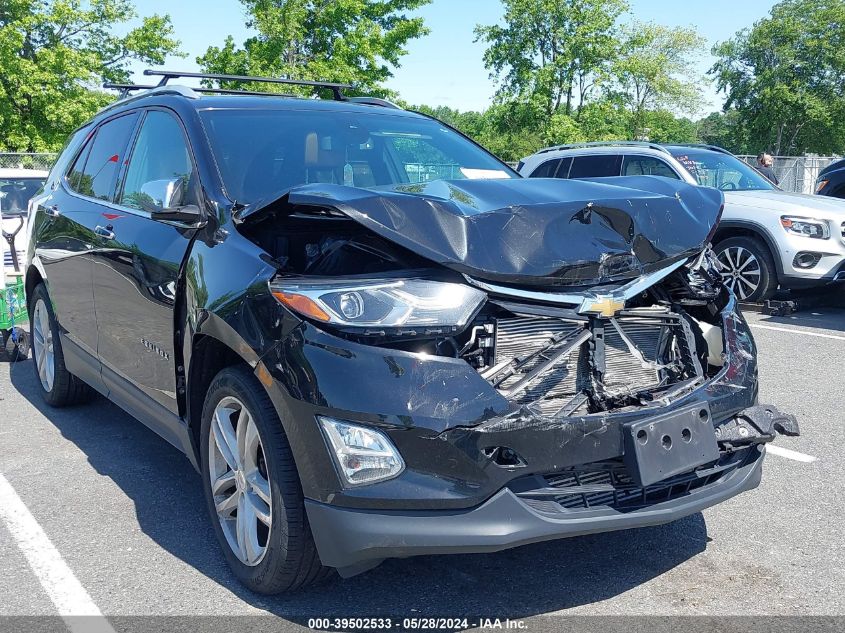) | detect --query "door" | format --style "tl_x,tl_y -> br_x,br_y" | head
92,109 -> 198,417
35,113 -> 139,371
